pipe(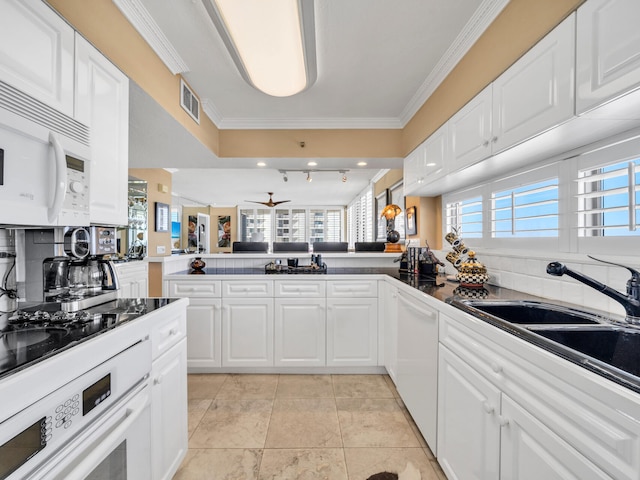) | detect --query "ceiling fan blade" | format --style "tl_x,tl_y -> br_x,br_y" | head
272,200 -> 291,206
245,193 -> 290,207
